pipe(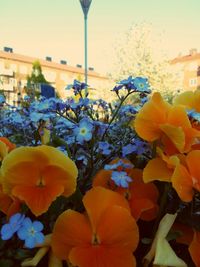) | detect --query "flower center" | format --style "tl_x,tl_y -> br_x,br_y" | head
36,177 -> 45,187
92,233 -> 100,246
29,227 -> 36,236
80,128 -> 87,135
